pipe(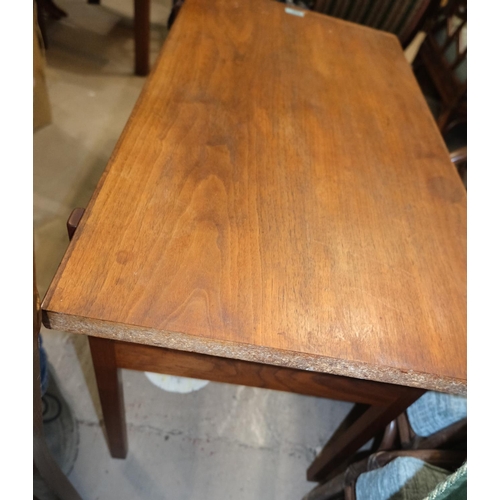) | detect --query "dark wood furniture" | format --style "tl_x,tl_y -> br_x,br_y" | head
37,0 -> 152,75
415,0 -> 466,133
34,258 -> 82,500
312,389 -> 467,491
41,0 -> 466,487
35,0 -> 67,48
397,410 -> 466,451
133,0 -> 151,76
